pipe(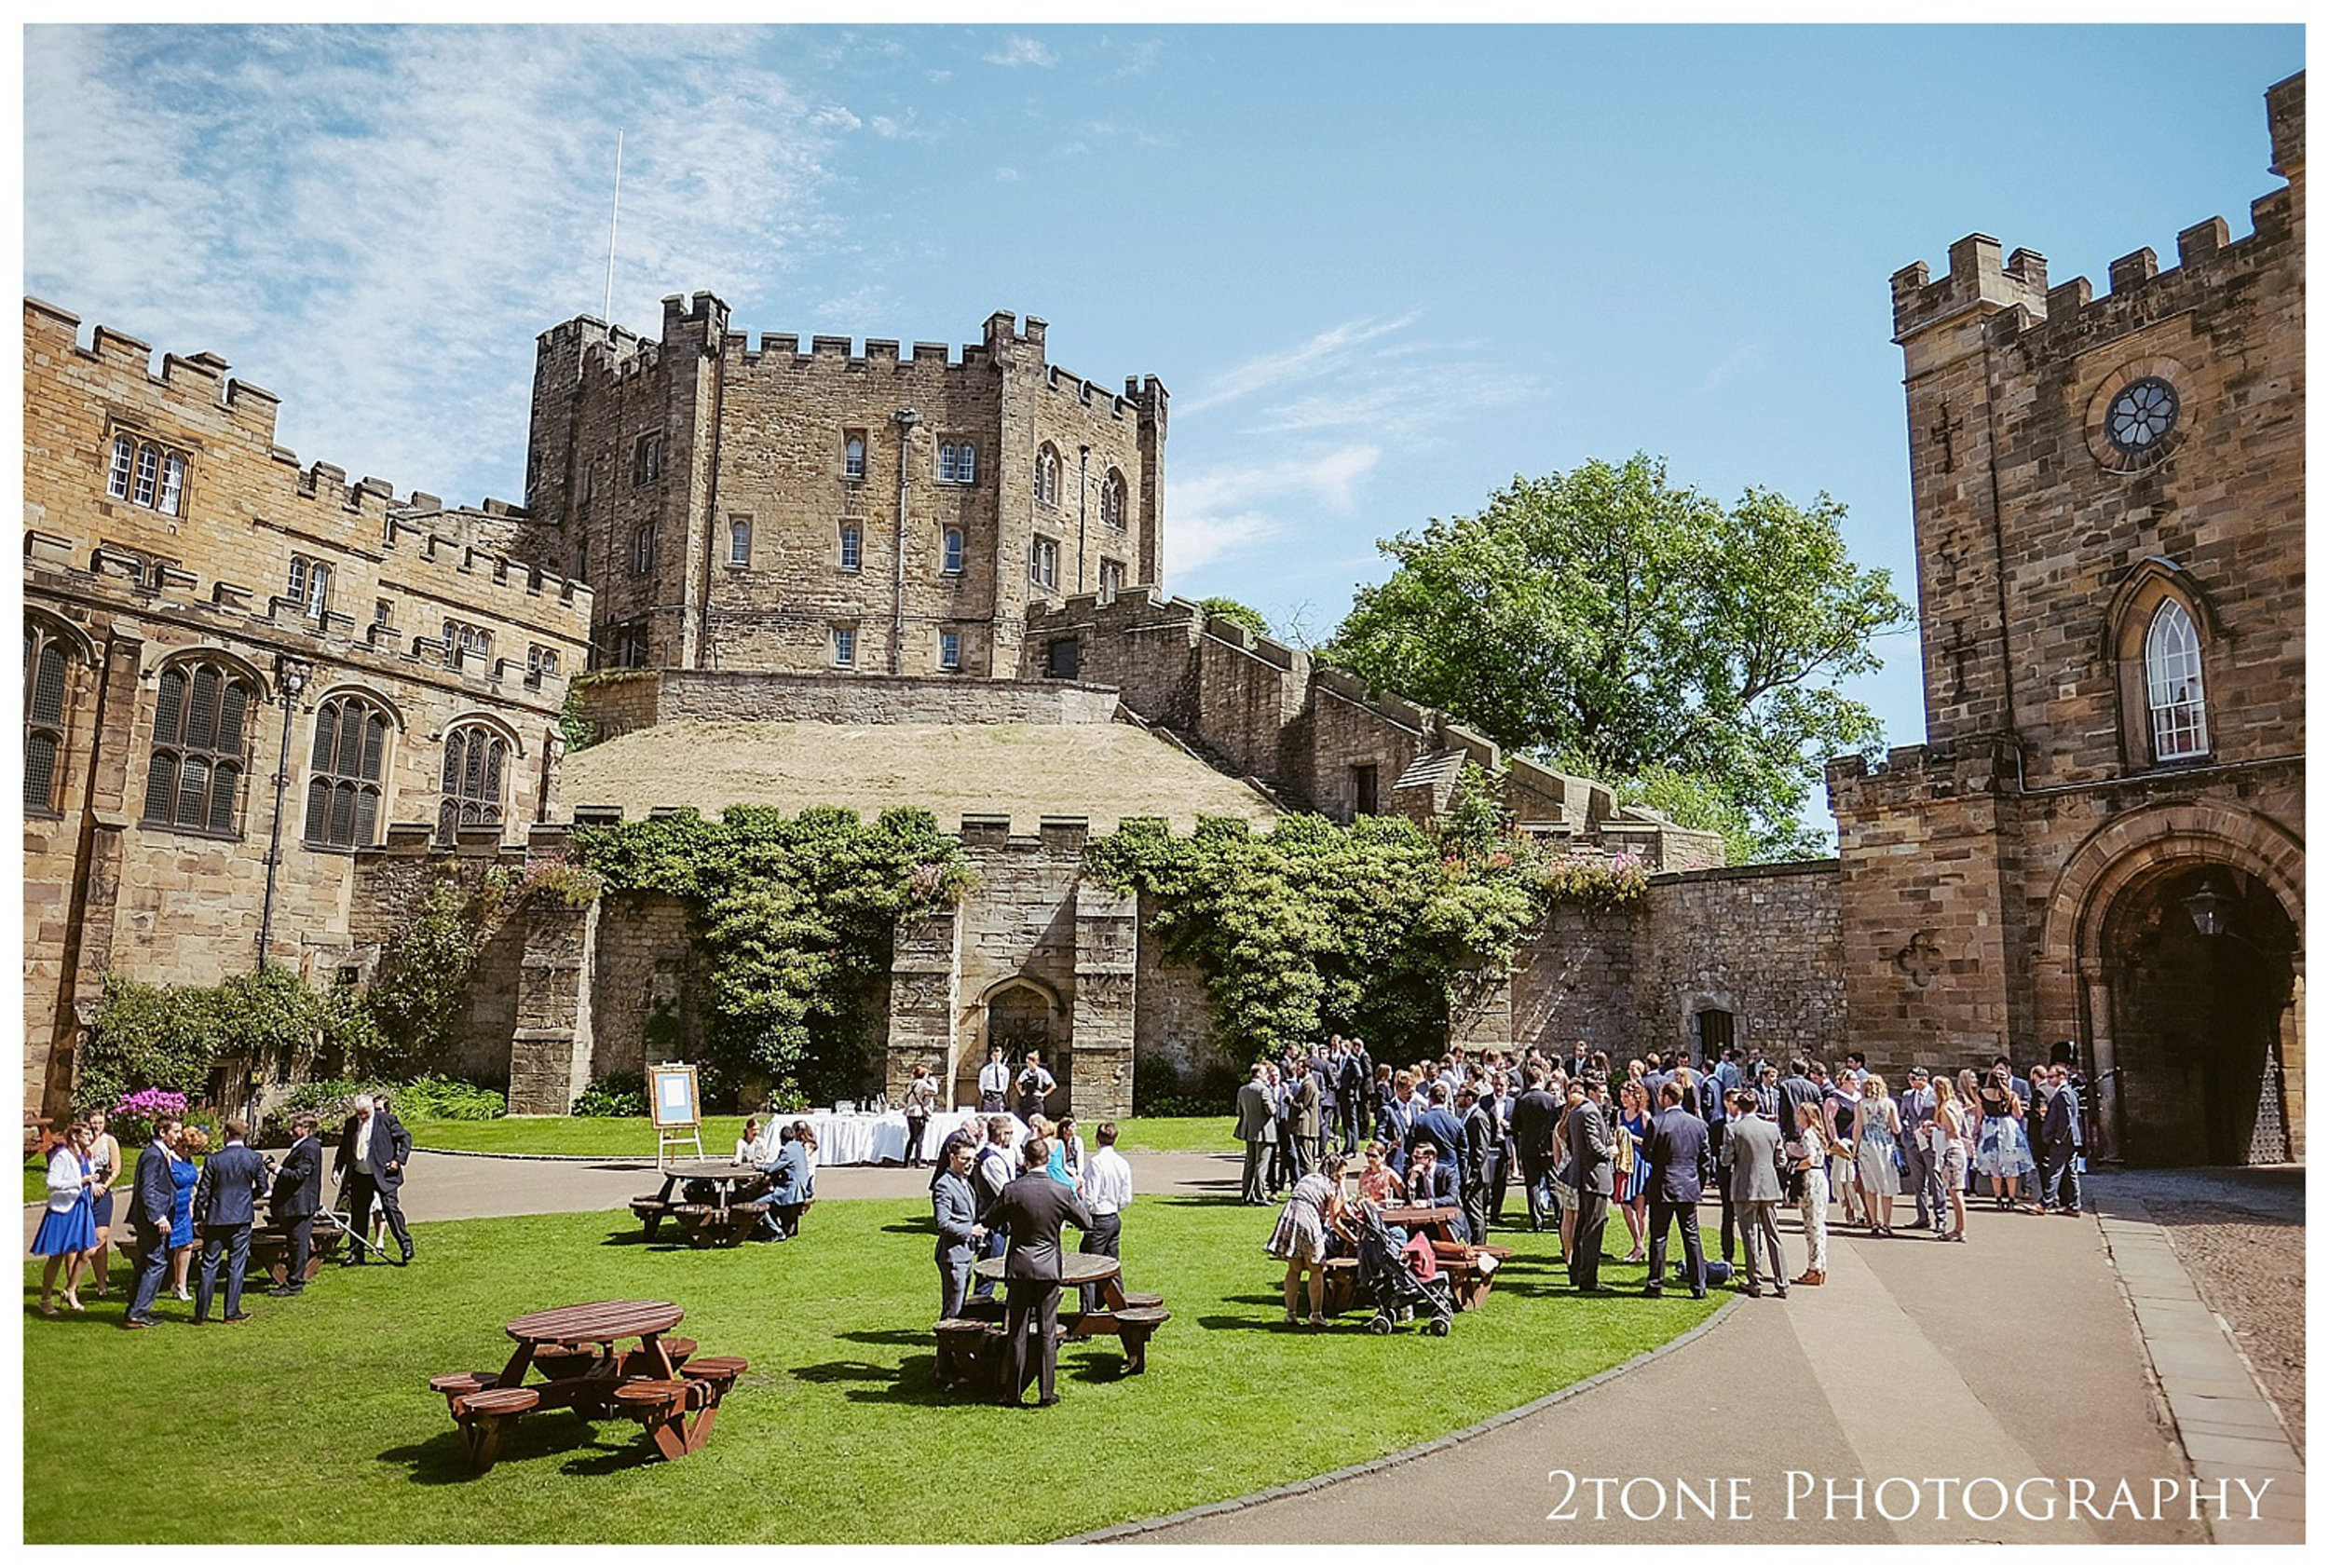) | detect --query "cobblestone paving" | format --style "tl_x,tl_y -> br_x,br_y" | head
2093,1167 -> 2304,1459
